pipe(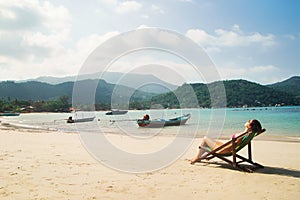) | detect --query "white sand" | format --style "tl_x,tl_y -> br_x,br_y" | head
0,127 -> 299,200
